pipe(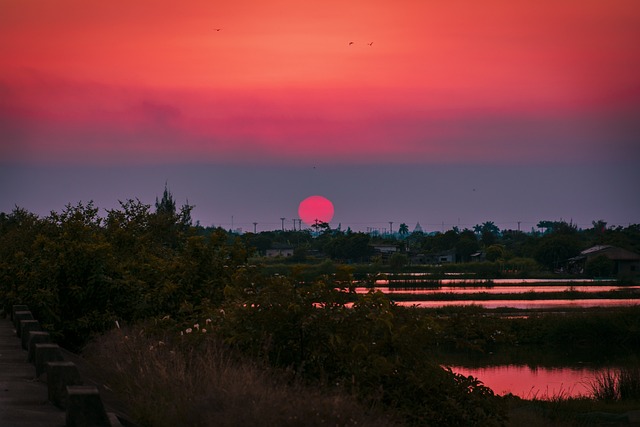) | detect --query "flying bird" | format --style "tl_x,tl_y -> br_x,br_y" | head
348,41 -> 354,45
214,28 -> 222,31
368,42 -> 373,46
